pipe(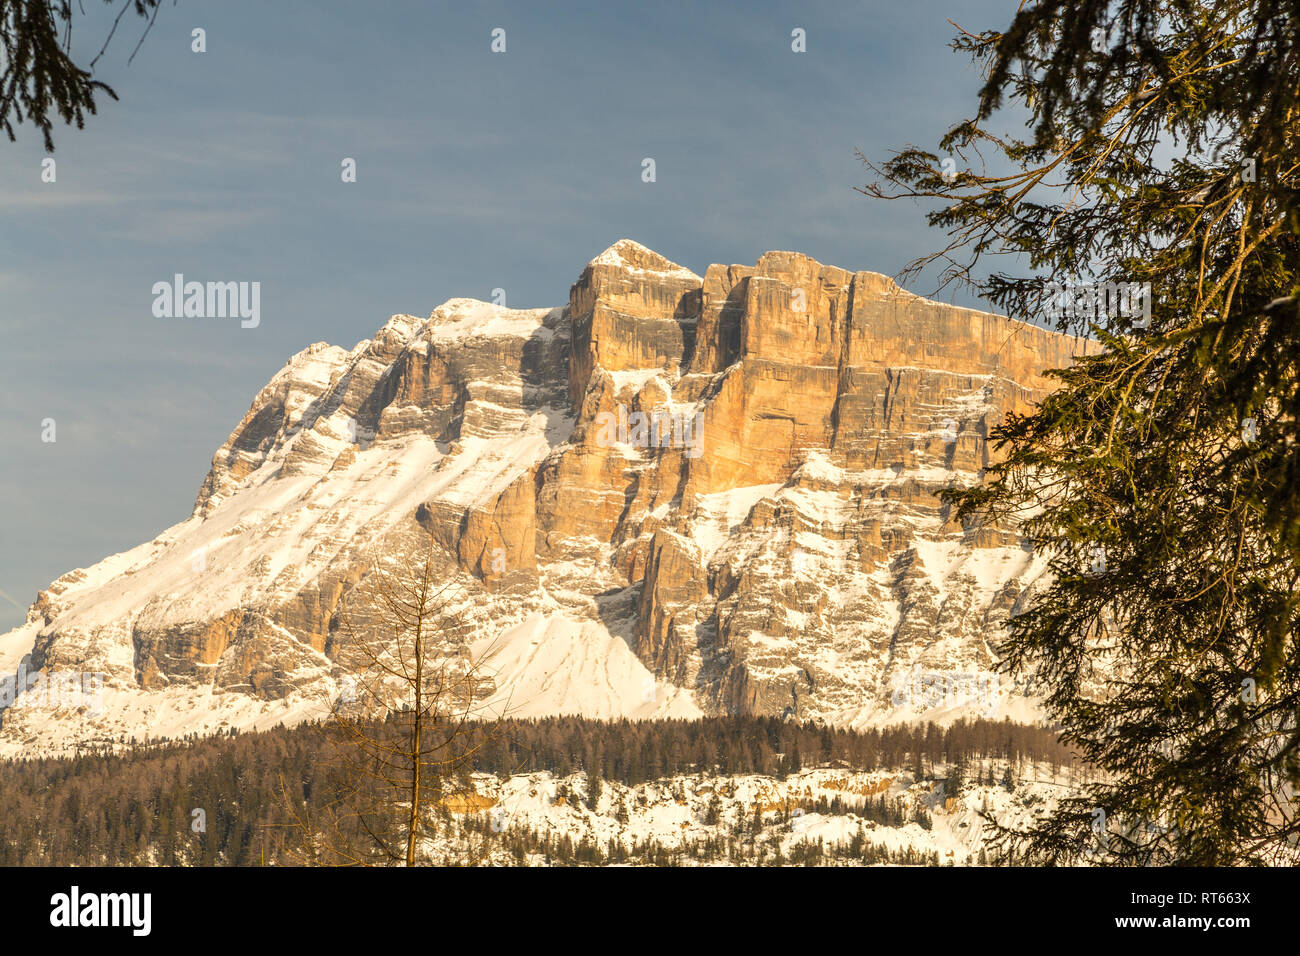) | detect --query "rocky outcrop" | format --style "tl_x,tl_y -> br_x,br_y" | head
0,240 -> 1088,752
